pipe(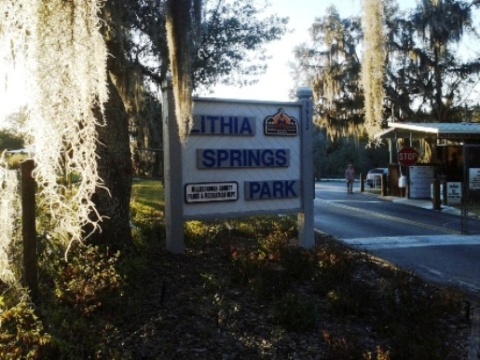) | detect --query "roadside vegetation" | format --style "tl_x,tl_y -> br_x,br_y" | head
1,1 -> 479,358
0,179 -> 471,359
